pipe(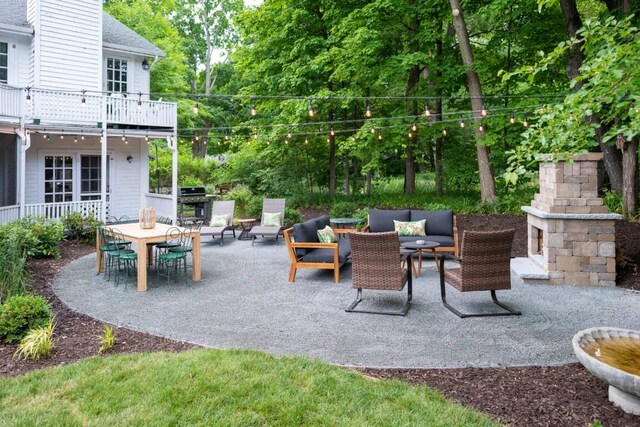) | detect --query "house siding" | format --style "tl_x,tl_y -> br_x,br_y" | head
28,0 -> 102,91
